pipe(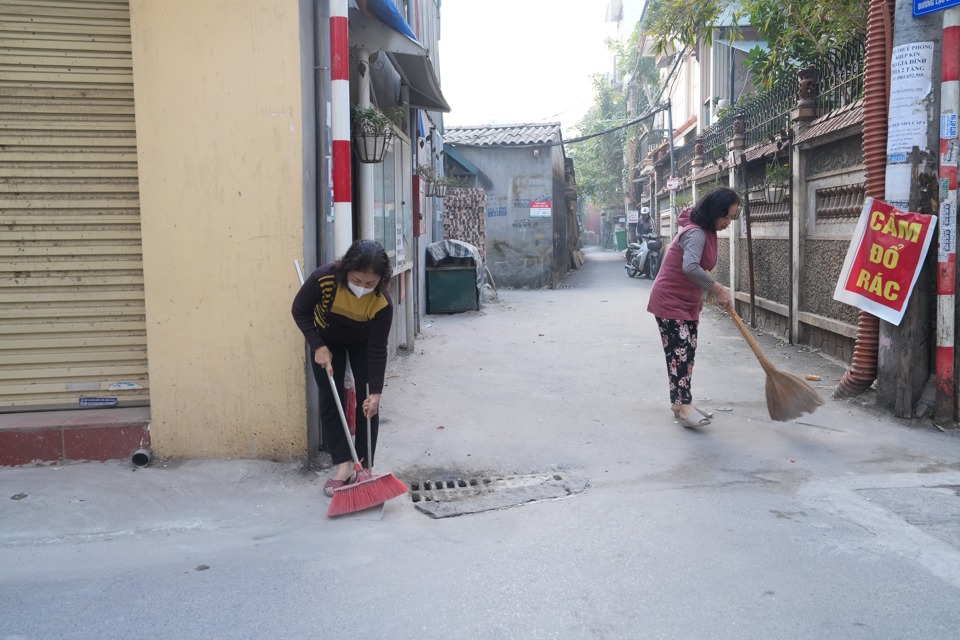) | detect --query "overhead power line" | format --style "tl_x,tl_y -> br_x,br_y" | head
447,47 -> 691,151
447,101 -> 671,149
